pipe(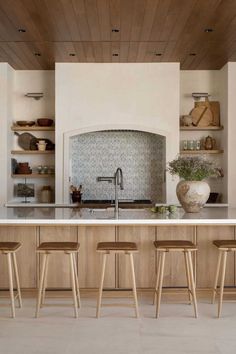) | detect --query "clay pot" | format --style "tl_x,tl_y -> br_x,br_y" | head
176,180 -> 210,213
